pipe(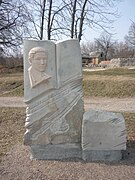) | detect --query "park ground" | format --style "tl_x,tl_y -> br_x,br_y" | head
0,67 -> 135,179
